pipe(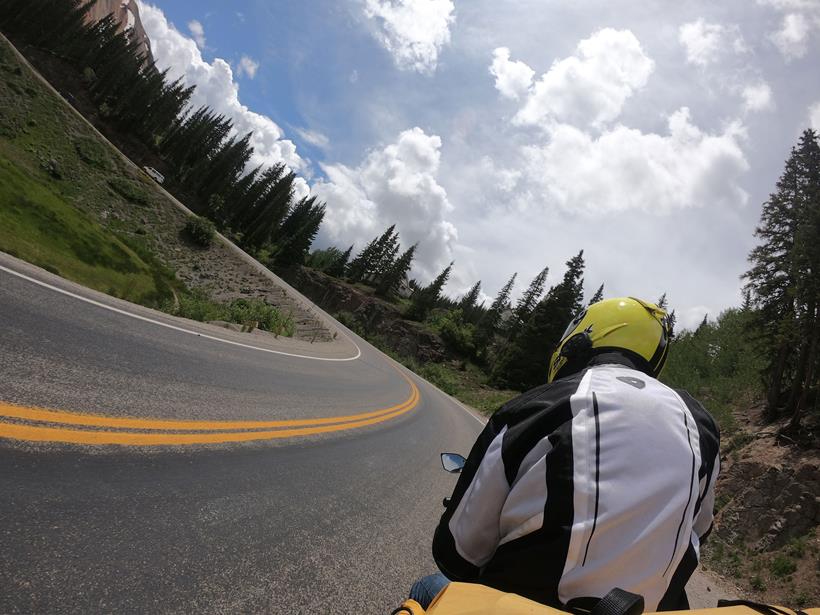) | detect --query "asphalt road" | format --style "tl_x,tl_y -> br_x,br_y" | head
0,260 -> 484,613
0,258 -> 738,613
